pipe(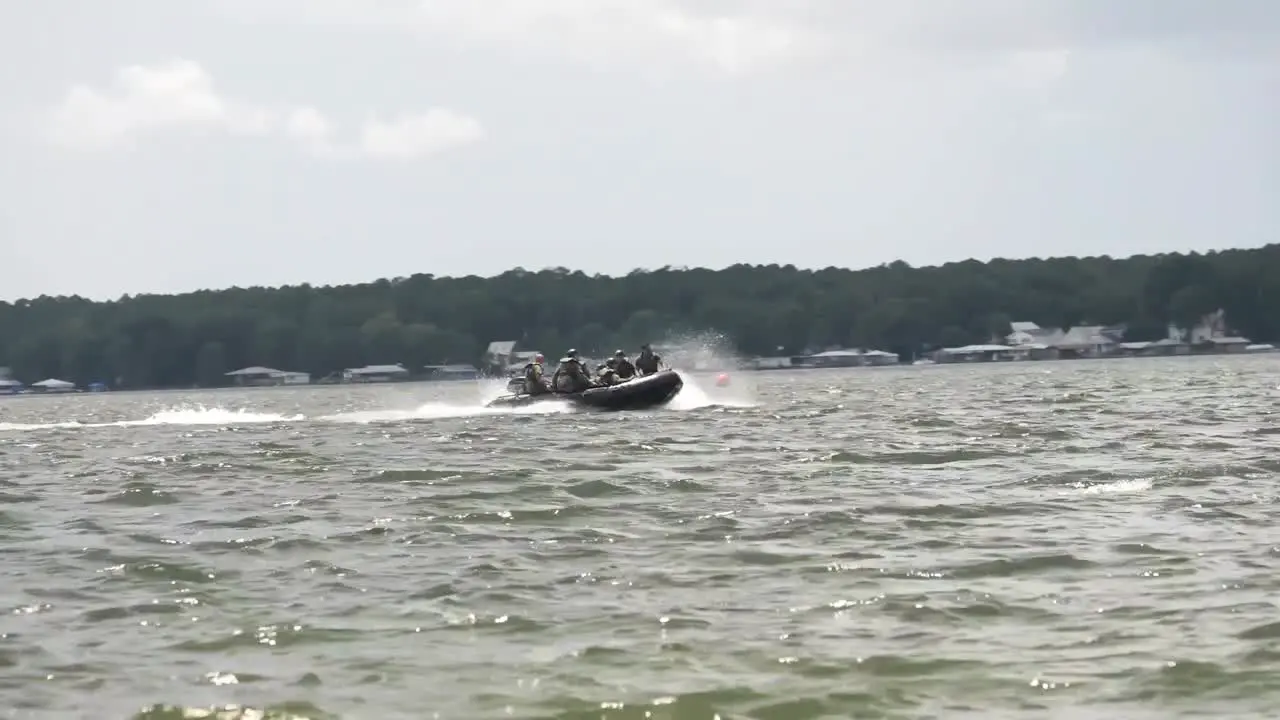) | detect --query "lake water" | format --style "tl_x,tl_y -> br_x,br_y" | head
2,355 -> 1280,719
